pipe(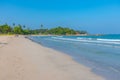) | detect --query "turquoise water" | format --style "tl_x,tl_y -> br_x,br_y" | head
29,34 -> 120,80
